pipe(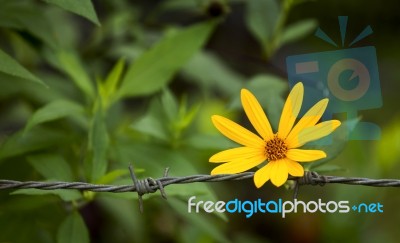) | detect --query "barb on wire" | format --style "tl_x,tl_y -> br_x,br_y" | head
128,163 -> 169,212
1,166 -> 400,211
